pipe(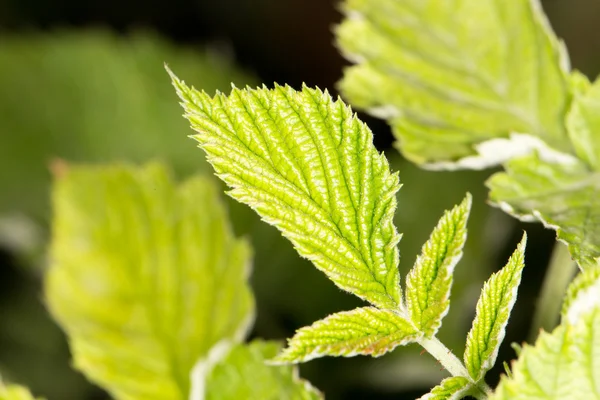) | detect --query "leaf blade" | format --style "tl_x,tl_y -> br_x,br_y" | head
171,71 -> 403,309
336,0 -> 571,167
464,234 -> 527,381
46,163 -> 254,400
273,307 -> 419,363
200,341 -> 322,400
491,306 -> 600,400
417,376 -> 471,400
487,153 -> 600,269
406,194 -> 471,337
